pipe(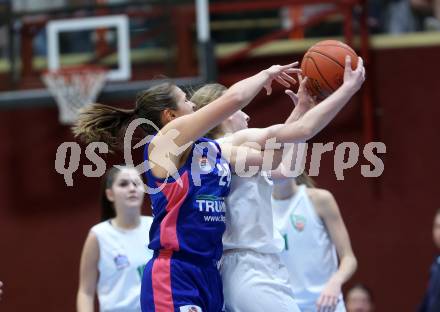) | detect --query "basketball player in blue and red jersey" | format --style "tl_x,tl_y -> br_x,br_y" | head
73,62 -> 302,312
